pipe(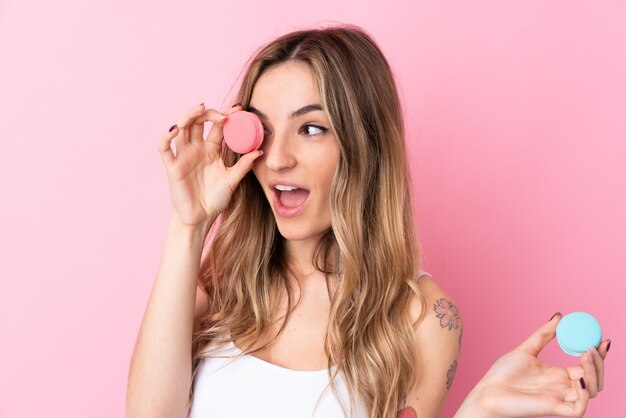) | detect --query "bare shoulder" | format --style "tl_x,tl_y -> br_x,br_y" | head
407,273 -> 463,337
399,273 -> 464,417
